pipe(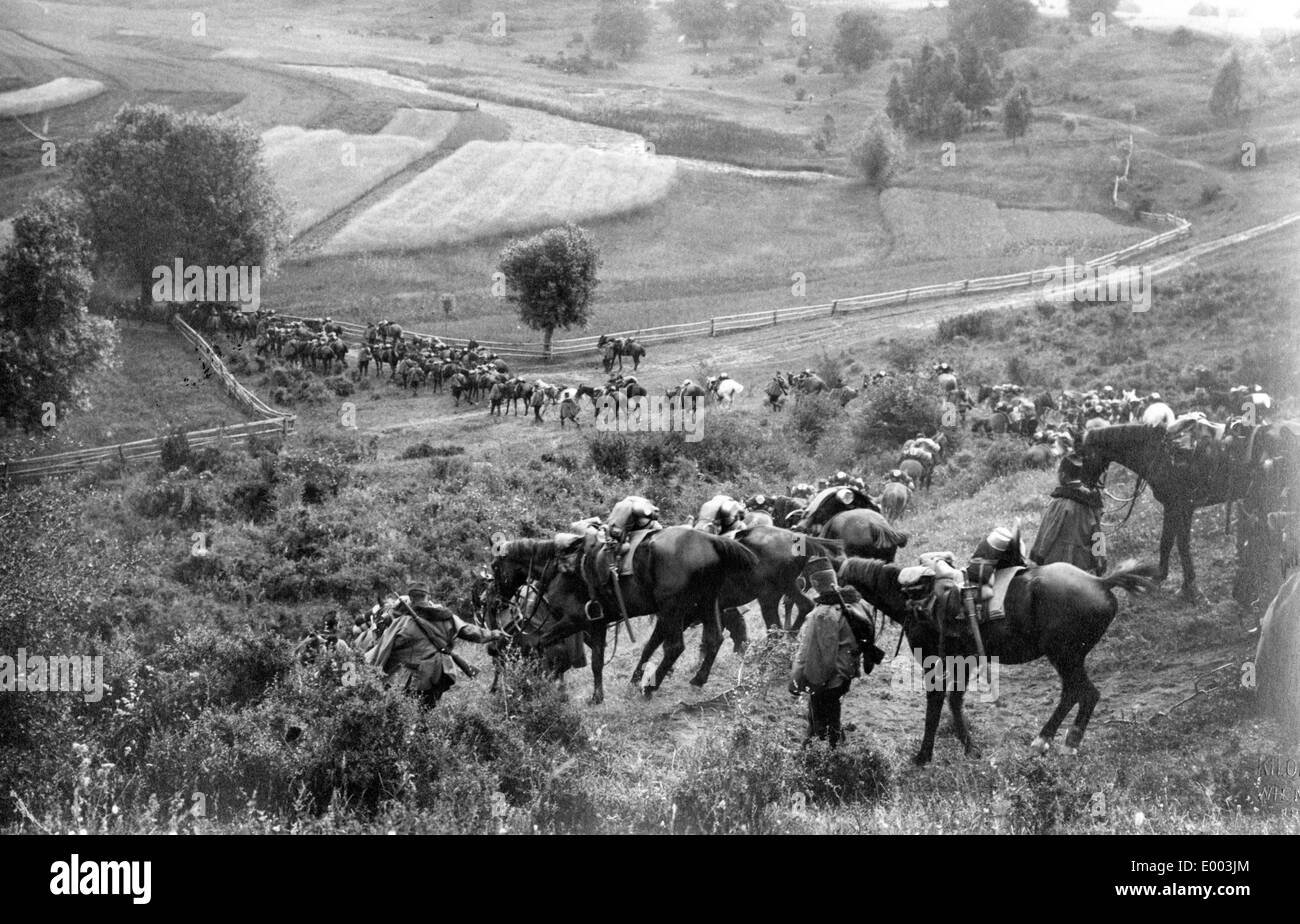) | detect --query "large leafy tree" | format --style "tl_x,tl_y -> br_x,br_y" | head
498,224 -> 600,359
0,190 -> 119,432
592,0 -> 652,59
72,104 -> 289,306
948,0 -> 1037,50
669,0 -> 729,52
832,10 -> 892,73
733,0 -> 784,44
